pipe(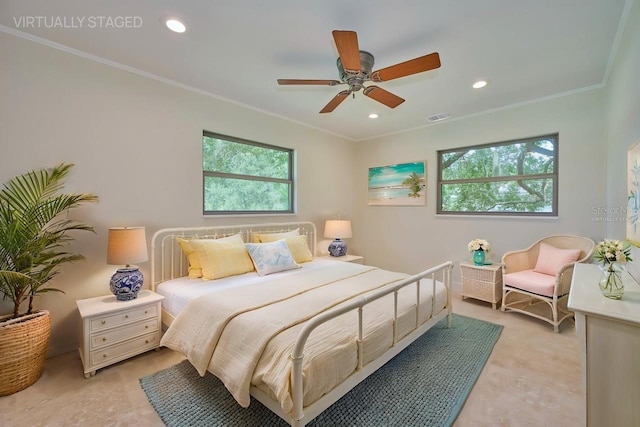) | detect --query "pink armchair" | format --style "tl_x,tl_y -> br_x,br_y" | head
501,235 -> 595,332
